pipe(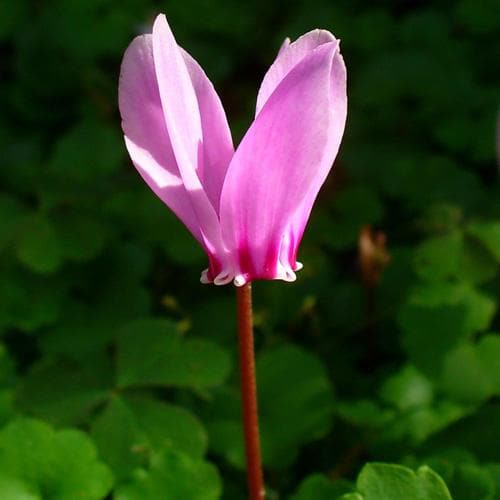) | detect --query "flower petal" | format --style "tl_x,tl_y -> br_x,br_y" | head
220,41 -> 347,285
181,49 -> 234,212
118,34 -> 201,242
280,49 -> 347,269
152,15 -> 228,270
256,29 -> 337,116
120,15 -> 234,283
